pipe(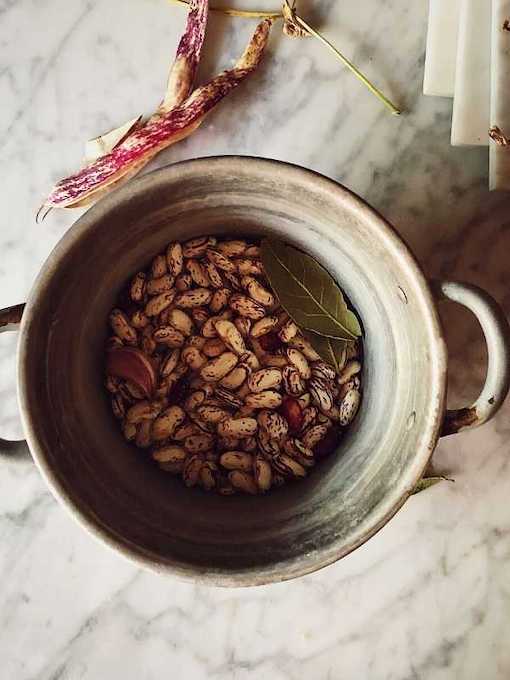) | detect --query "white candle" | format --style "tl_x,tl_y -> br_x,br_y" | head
423,0 -> 462,97
451,0 -> 491,146
490,0 -> 510,190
